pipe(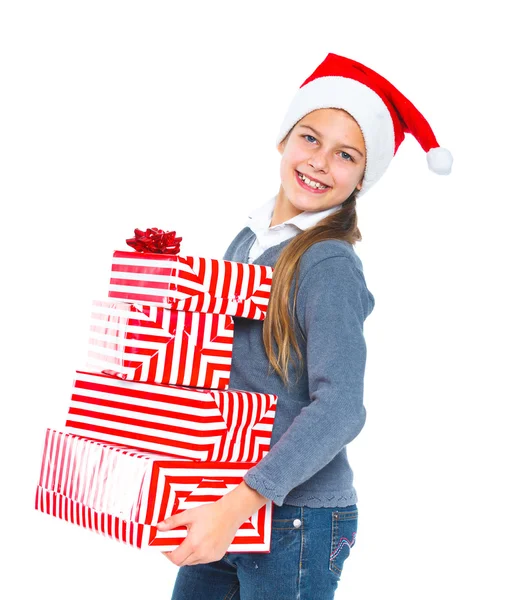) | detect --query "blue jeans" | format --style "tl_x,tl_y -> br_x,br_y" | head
170,503 -> 358,600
